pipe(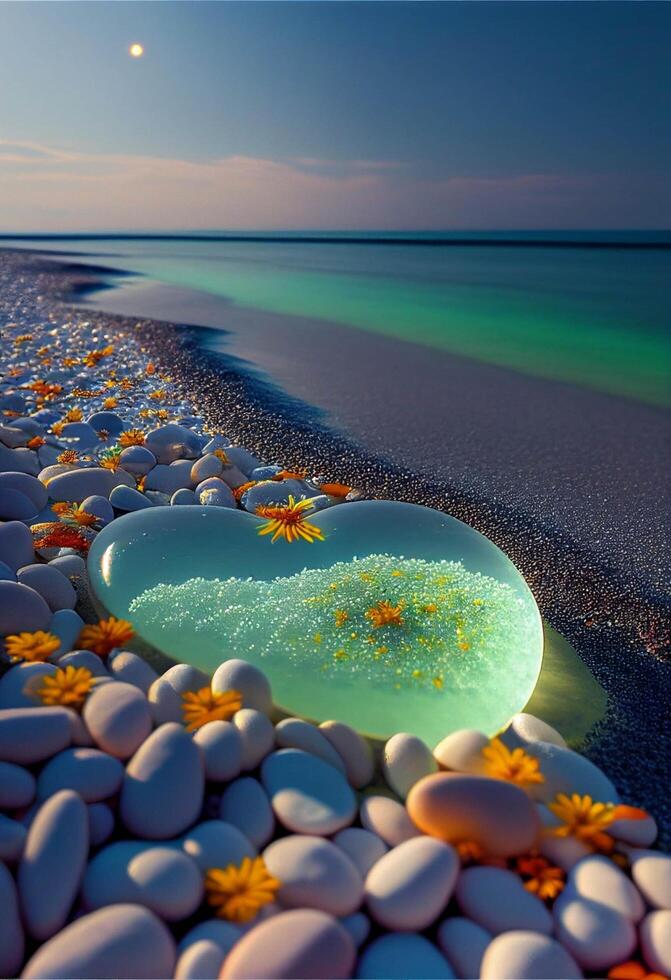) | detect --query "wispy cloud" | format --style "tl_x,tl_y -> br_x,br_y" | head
0,139 -> 667,230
